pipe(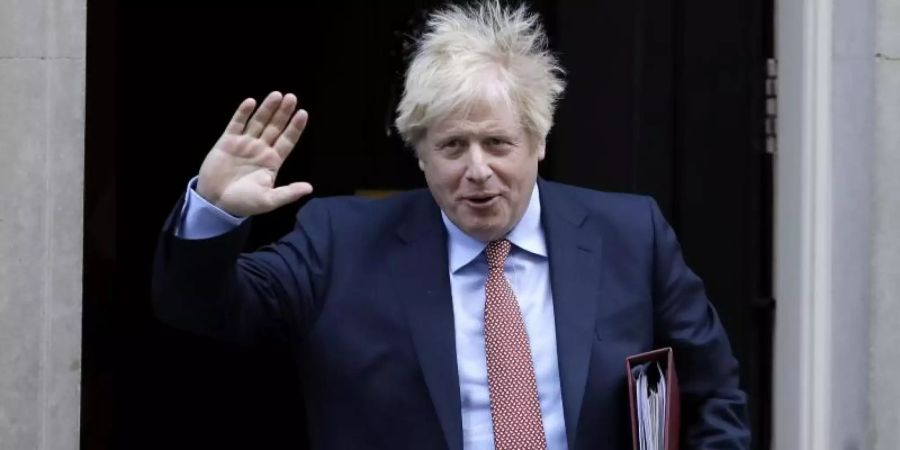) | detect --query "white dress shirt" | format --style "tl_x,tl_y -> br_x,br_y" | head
442,184 -> 568,450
